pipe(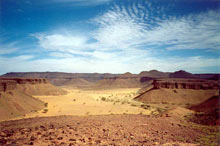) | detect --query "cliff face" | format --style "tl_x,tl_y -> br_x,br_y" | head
0,78 -> 47,93
0,80 -> 17,92
0,78 -> 67,96
153,79 -> 219,90
0,78 -> 47,84
135,78 -> 219,105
